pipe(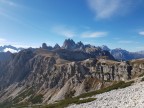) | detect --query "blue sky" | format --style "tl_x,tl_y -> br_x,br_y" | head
0,0 -> 144,51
